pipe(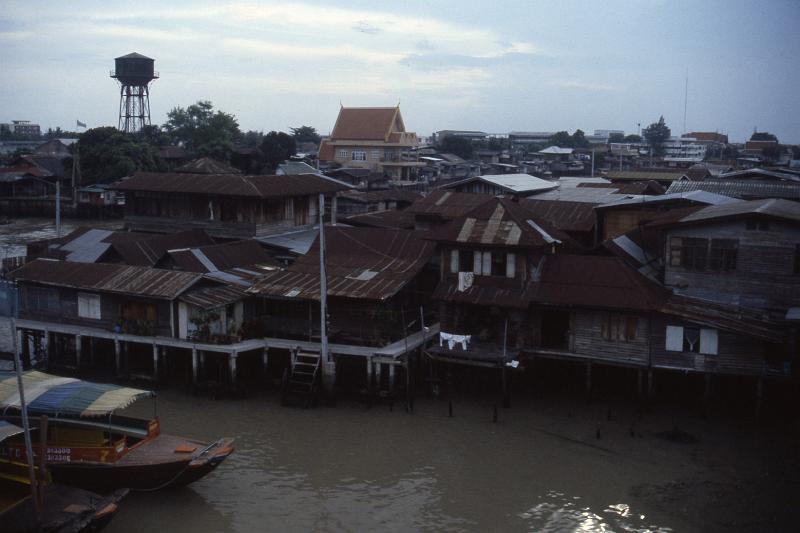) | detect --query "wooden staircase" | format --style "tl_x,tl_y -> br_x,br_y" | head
281,349 -> 321,407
